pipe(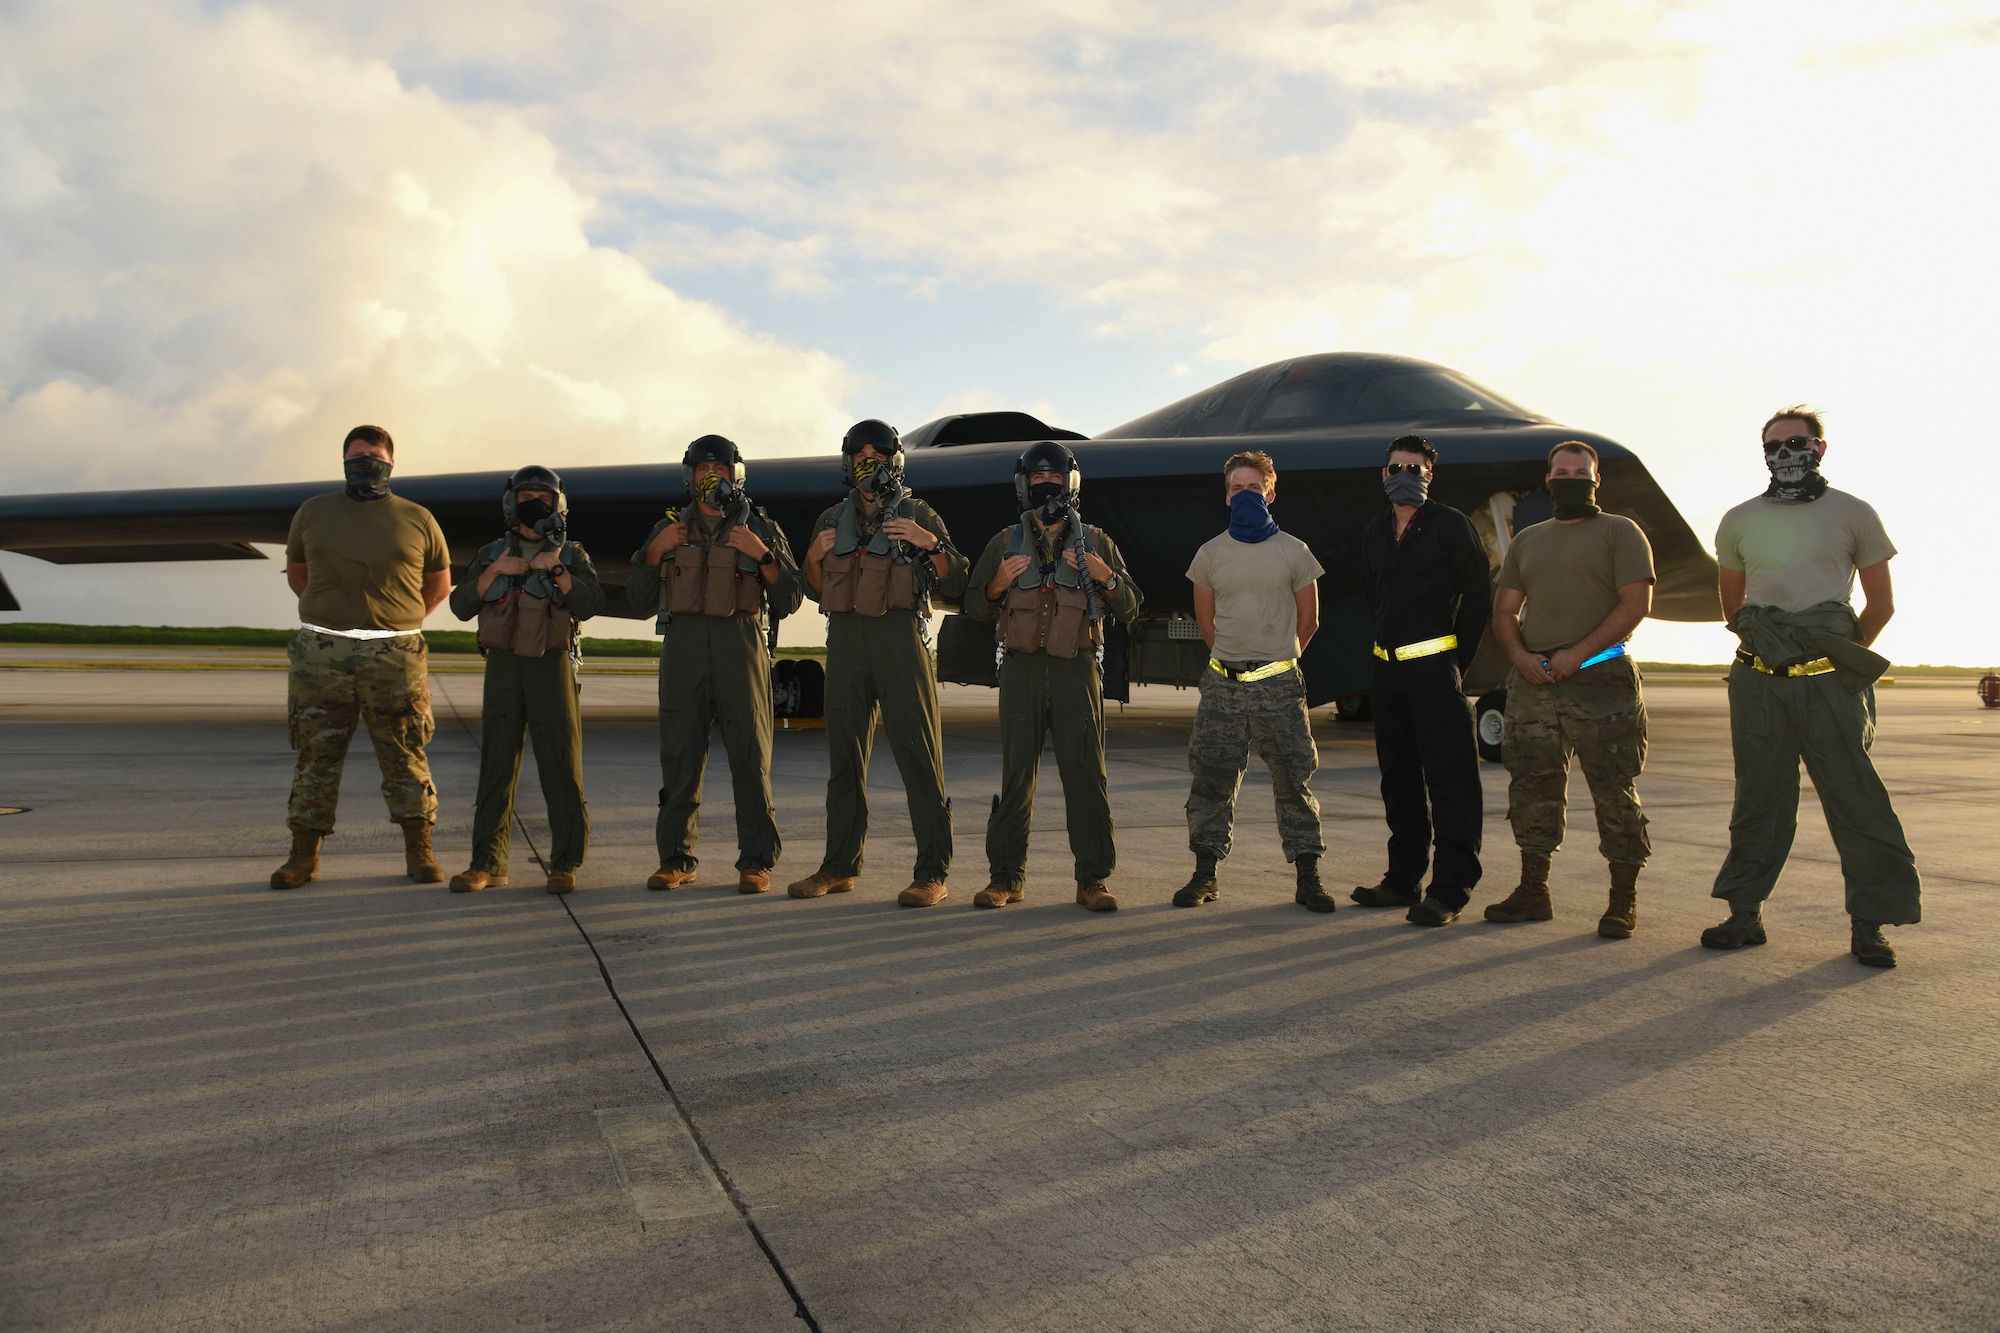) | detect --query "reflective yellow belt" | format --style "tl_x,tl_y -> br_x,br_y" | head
1735,649 -> 1835,677
1208,657 -> 1297,683
1372,634 -> 1458,662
